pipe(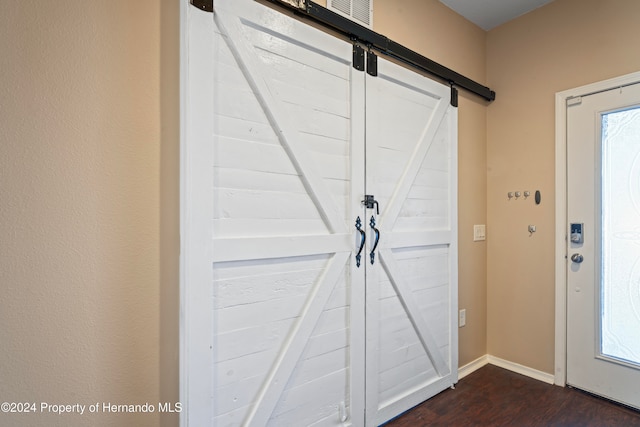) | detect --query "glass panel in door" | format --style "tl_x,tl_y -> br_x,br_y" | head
601,106 -> 640,366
